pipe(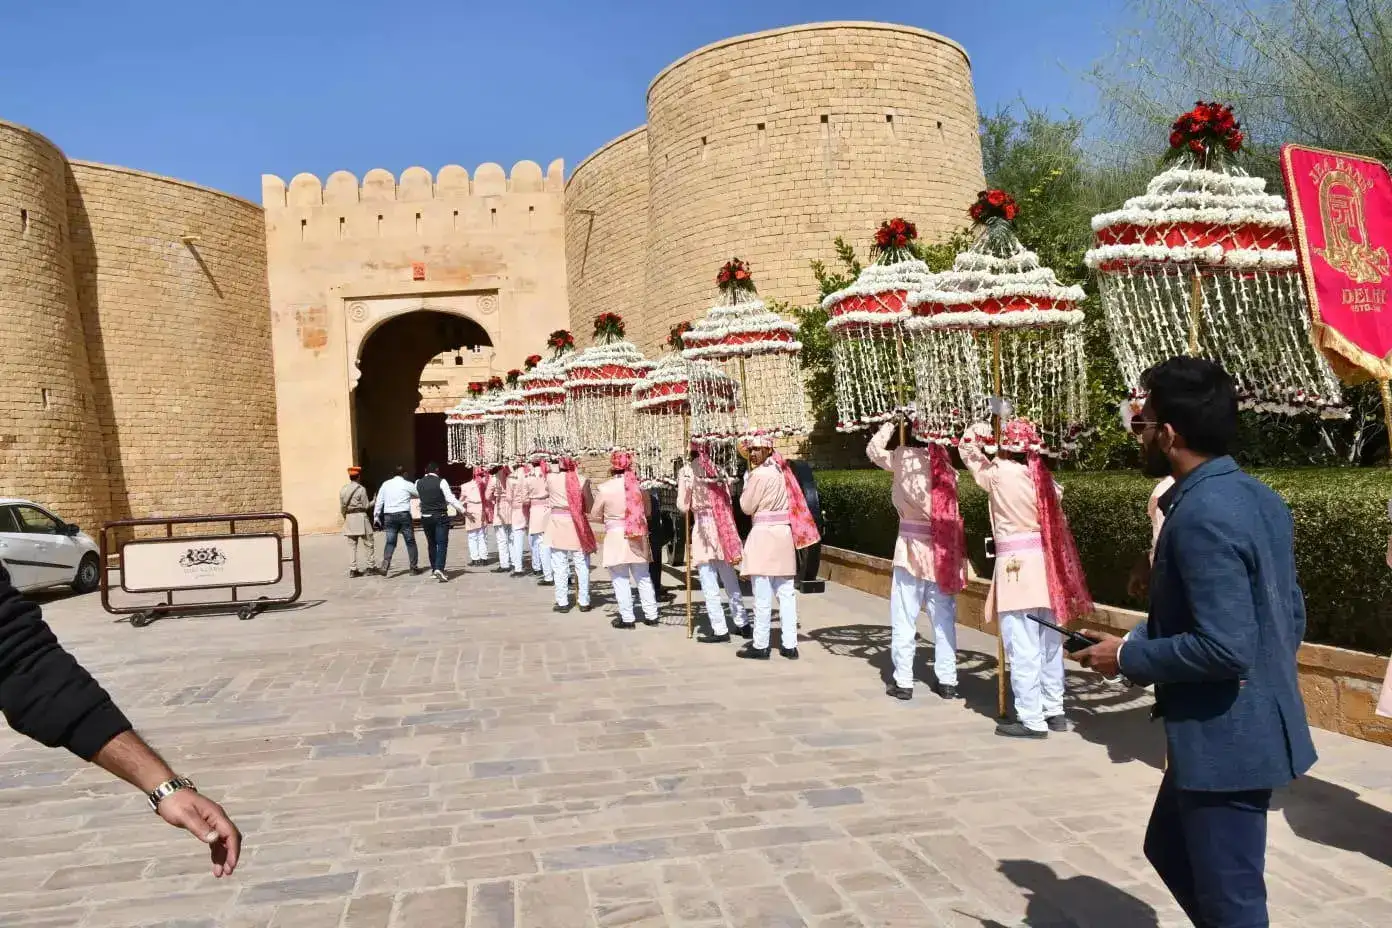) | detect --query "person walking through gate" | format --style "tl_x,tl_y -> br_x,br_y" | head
737,436 -> 820,660
373,465 -> 421,577
1075,358 -> 1317,928
960,417 -> 1092,738
592,452 -> 658,629
527,460 -> 554,585
340,466 -> 375,578
416,462 -> 464,582
866,420 -> 967,701
544,457 -> 595,613
489,465 -> 514,574
678,443 -> 748,643
460,467 -> 488,565
509,463 -> 533,577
